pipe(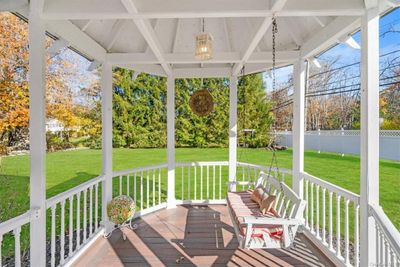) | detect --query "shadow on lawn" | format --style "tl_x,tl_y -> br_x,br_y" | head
46,171 -> 100,198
